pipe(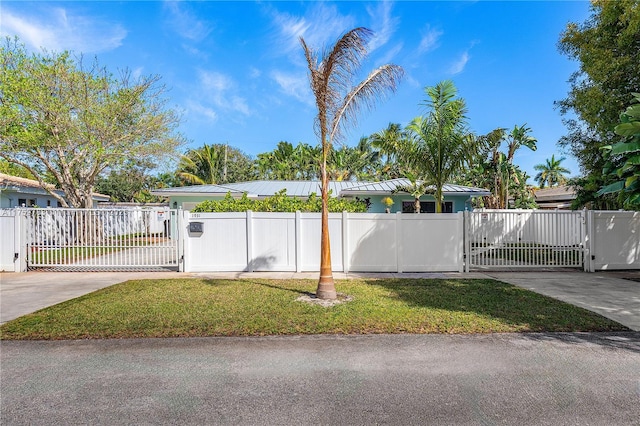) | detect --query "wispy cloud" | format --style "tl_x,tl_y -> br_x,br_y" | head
449,51 -> 470,75
418,25 -> 443,54
366,1 -> 399,53
271,70 -> 312,105
0,7 -> 126,53
186,100 -> 218,122
163,1 -> 212,42
268,3 -> 354,57
377,42 -> 404,66
197,69 -> 251,116
249,67 -> 262,79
